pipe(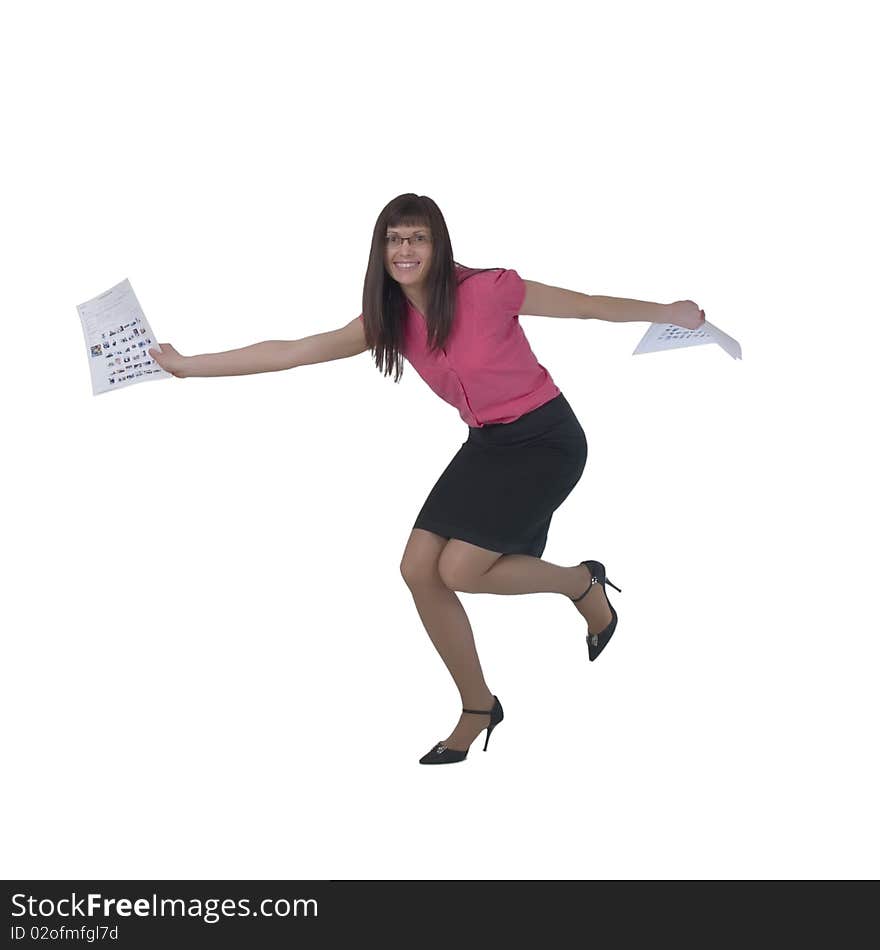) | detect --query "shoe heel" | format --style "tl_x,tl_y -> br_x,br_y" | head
606,577 -> 622,594
483,724 -> 495,751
